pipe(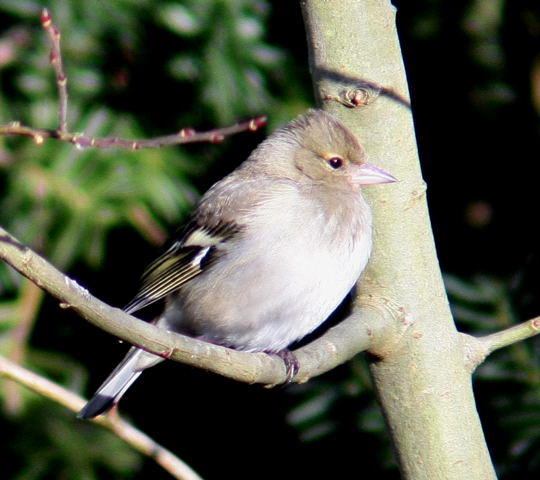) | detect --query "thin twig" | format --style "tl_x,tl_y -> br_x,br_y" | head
0,9 -> 267,149
0,117 -> 267,149
41,8 -> 68,133
0,354 -> 203,480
